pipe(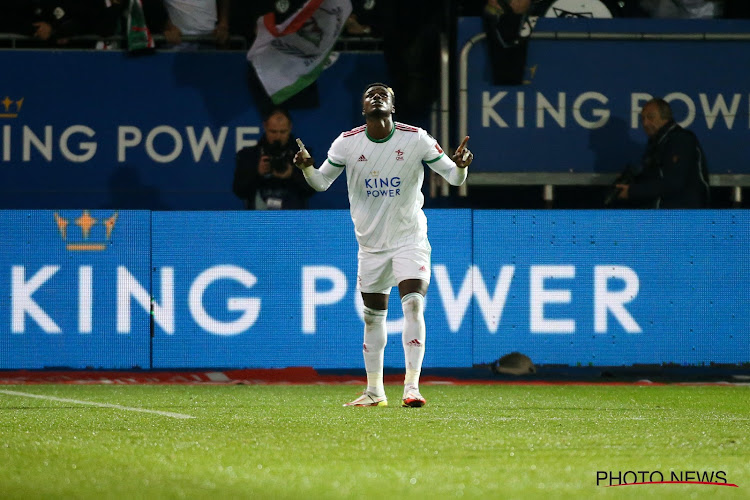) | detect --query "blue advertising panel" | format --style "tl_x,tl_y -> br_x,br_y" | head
0,210 -> 151,369
1,209 -> 747,369
472,210 -> 750,366
0,51 -> 386,210
458,17 -> 750,174
151,210 -> 473,369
